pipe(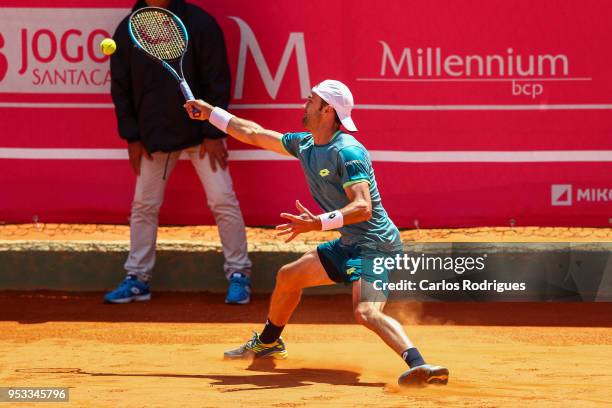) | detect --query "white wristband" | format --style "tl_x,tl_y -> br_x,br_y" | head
319,210 -> 344,231
209,107 -> 235,133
